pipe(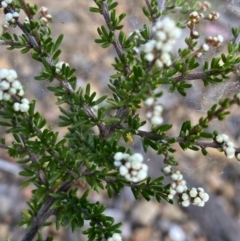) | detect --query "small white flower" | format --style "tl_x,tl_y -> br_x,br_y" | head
202,44 -> 209,51
112,233 -> 122,241
171,173 -> 179,181
13,102 -> 20,111
13,12 -> 19,18
145,53 -> 155,62
143,40 -> 156,53
190,11 -> 198,17
145,111 -> 152,119
162,165 -> 172,174
9,87 -> 17,95
193,197 -> 202,205
154,105 -> 163,113
114,152 -> 124,162
3,92 -> 11,101
189,188 -> 197,198
226,141 -> 234,147
225,146 -> 235,159
151,116 -> 163,125
131,160 -> 142,170
18,88 -> 25,96
137,169 -> 147,181
192,31 -> 199,37
215,135 -> 223,143
144,97 -> 154,106
182,199 -> 190,207
155,59 -> 163,68
19,103 -> 29,112
129,153 -> 143,163
197,187 -> 204,192
141,163 -> 148,171
5,13 -> 13,21
21,98 -> 29,104
160,52 -> 171,65
155,31 -> 166,41
125,162 -> 131,169
131,177 -> 138,182
6,73 -> 16,82
119,165 -> 128,176
199,192 -> 209,202
12,80 -> 22,90
0,80 -> 10,90
114,160 -> 121,167
217,34 -> 224,43
176,185 -> 185,193
237,153 -> 240,161
0,69 -> 8,79
1,1 -> 8,8
198,201 -> 205,207
168,194 -> 174,199
182,193 -> 189,201
169,187 -> 177,195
